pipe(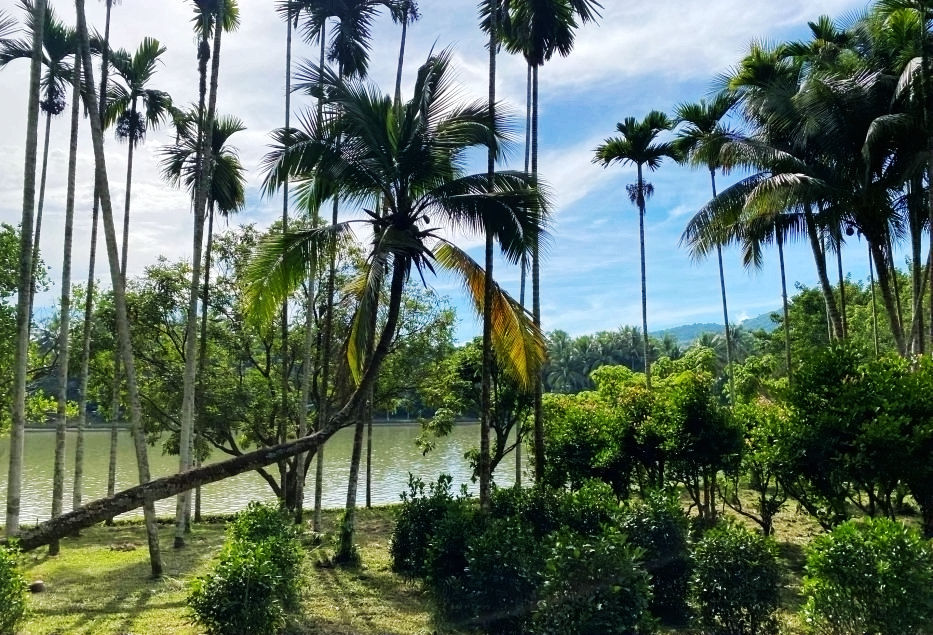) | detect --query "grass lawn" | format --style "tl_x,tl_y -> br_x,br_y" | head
7,495 -> 875,635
